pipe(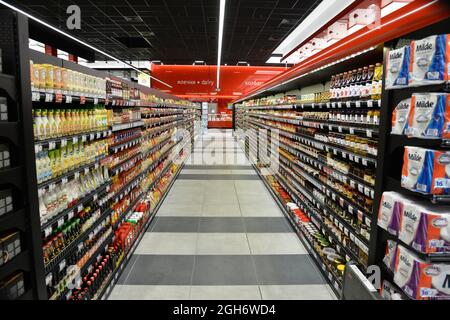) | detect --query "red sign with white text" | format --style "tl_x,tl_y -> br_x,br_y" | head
150,65 -> 286,101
